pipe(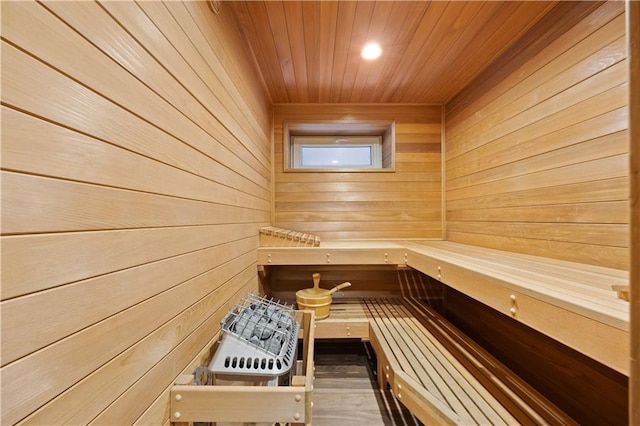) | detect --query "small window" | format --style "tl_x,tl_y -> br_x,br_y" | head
292,136 -> 382,169
284,121 -> 395,172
